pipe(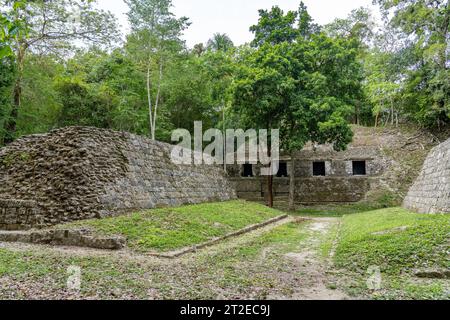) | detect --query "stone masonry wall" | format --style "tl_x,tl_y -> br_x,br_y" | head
227,126 -> 441,205
0,127 -> 236,230
228,144 -> 387,203
0,199 -> 43,230
403,138 -> 450,214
